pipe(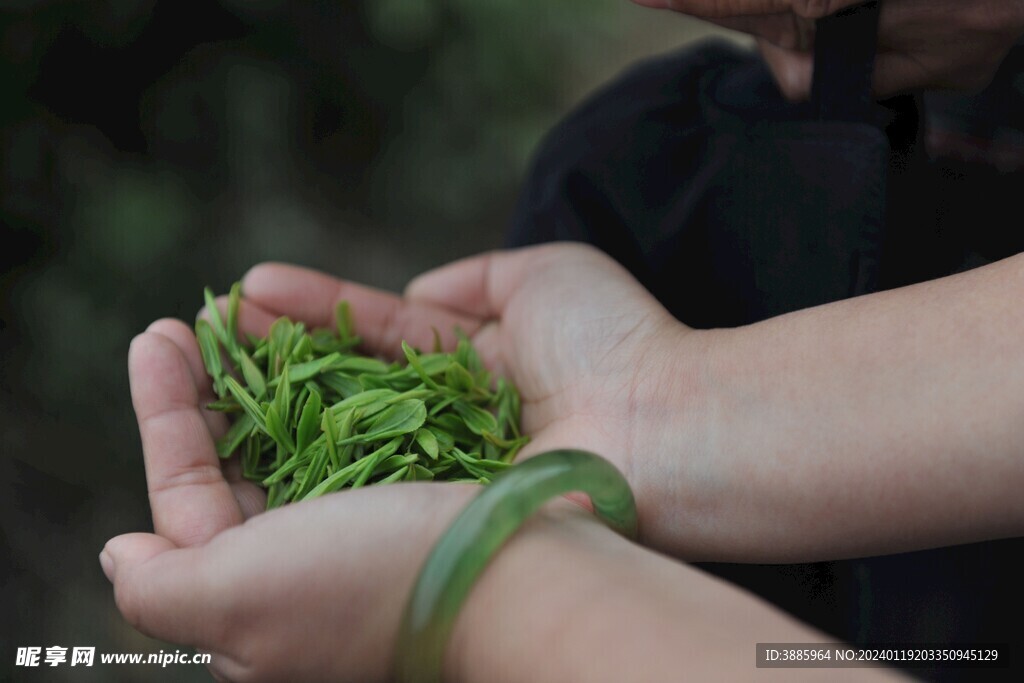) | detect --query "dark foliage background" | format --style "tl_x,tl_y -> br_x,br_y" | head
0,1 -> 728,680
